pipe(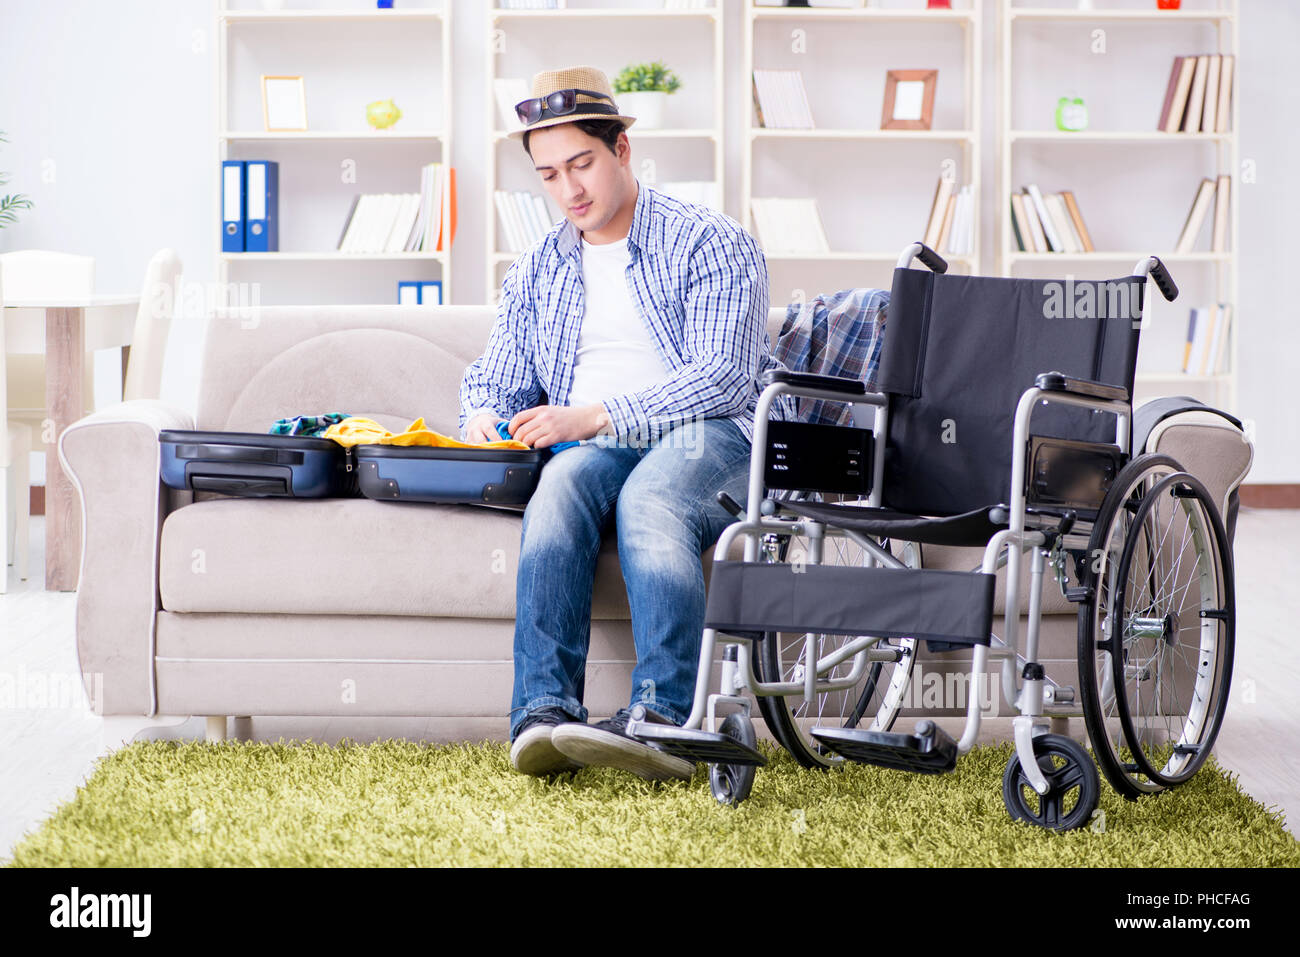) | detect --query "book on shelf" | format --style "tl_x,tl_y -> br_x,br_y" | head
1211,173 -> 1231,253
1060,191 -> 1095,253
494,78 -> 530,132
752,70 -> 814,129
1181,303 -> 1232,376
1158,54 -> 1233,133
1184,55 -> 1210,133
750,197 -> 830,255
494,189 -> 557,253
337,164 -> 456,255
1175,177 -> 1218,254
922,177 -> 954,249
1009,186 -> 1093,254
942,185 -> 974,257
